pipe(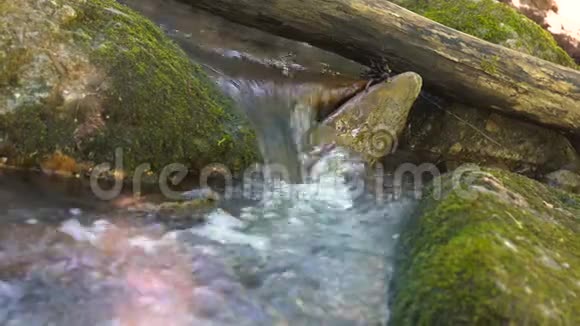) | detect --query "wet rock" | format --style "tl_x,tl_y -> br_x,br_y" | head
391,166 -> 580,324
309,72 -> 422,161
135,190 -> 223,228
392,0 -> 576,67
0,0 -> 260,176
156,199 -> 216,225
406,98 -> 579,174
180,187 -> 222,201
191,286 -> 226,318
544,169 -> 580,194
298,80 -> 368,121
